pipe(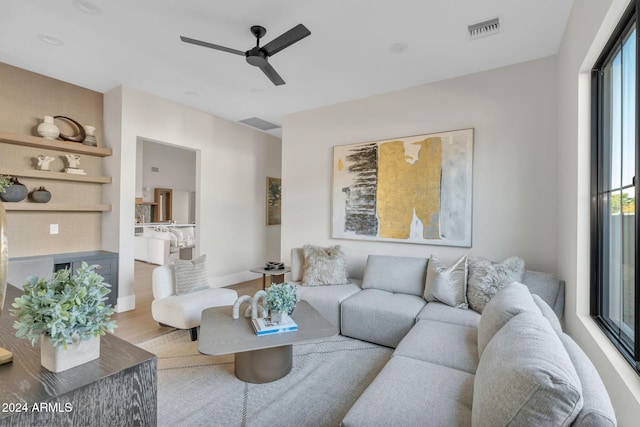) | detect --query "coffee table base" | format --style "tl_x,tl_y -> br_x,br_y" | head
234,345 -> 292,384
